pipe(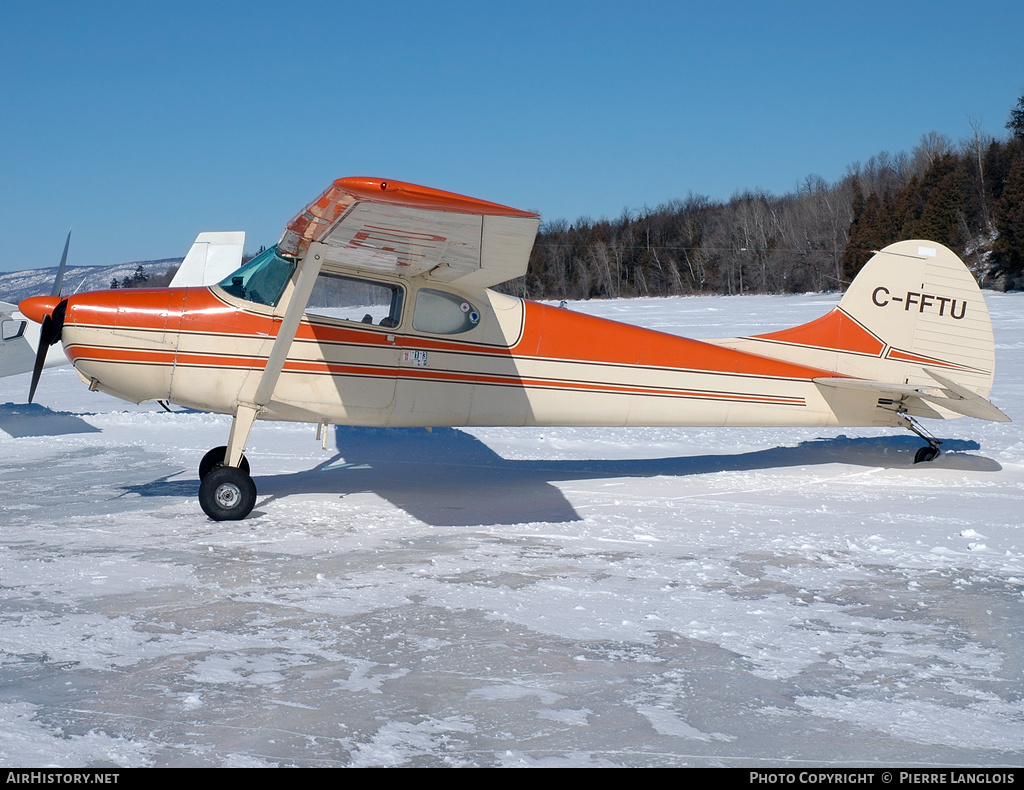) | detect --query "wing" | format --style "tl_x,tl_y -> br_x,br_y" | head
278,177 -> 540,289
